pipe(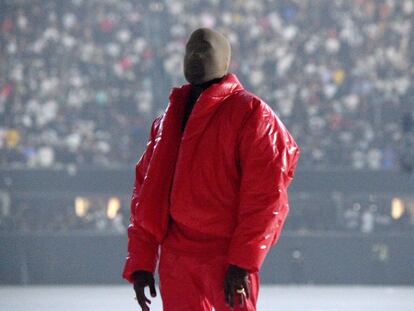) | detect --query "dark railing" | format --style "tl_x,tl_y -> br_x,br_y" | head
1,167 -> 413,194
1,231 -> 413,285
